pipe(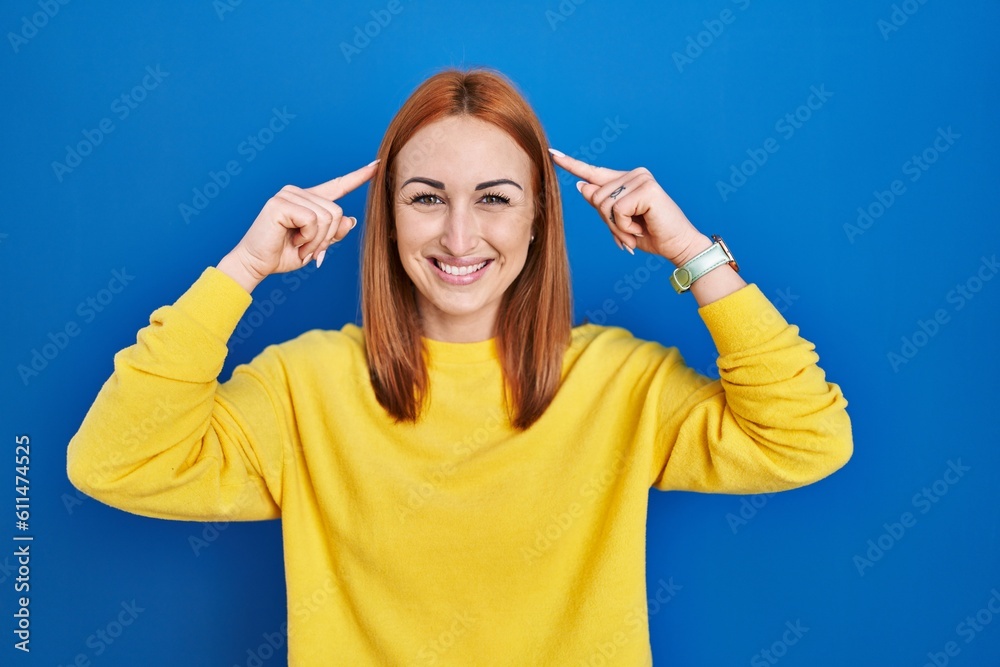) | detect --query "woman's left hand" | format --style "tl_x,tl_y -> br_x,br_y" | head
550,150 -> 709,264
